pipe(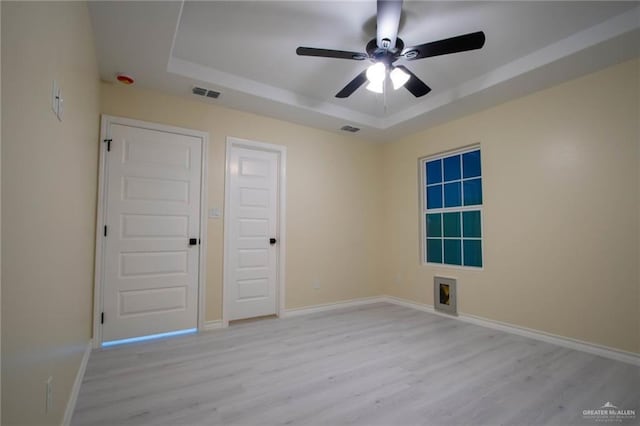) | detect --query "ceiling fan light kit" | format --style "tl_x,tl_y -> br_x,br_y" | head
296,0 -> 486,99
364,63 -> 410,93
